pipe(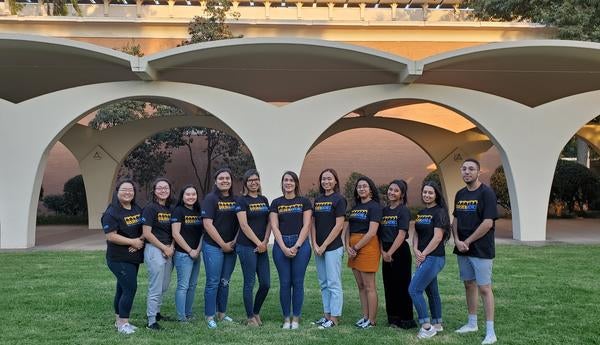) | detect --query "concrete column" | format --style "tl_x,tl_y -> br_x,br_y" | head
200,0 -> 206,13
264,1 -> 271,19
232,0 -> 239,11
103,0 -> 110,16
136,0 -> 143,17
390,3 -> 397,20
576,137 -> 590,168
38,0 -> 47,16
359,3 -> 366,21
421,3 -> 428,21
327,2 -> 334,20
168,0 -> 175,17
295,2 -> 302,19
